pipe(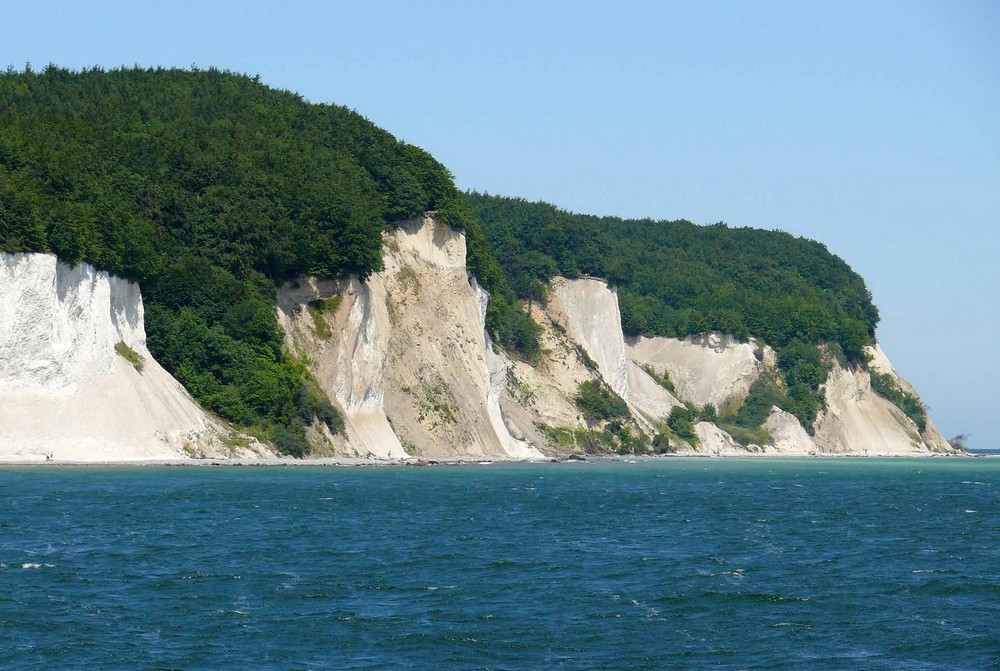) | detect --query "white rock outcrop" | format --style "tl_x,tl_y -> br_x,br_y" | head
626,332 -> 767,411
547,277 -> 679,428
4,233 -> 950,461
548,277 -> 630,399
497,303 -> 598,449
762,407 -> 816,453
279,216 -> 541,460
276,275 -> 405,459
811,345 -> 956,455
0,253 -> 248,462
693,421 -> 744,454
864,343 -> 953,452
